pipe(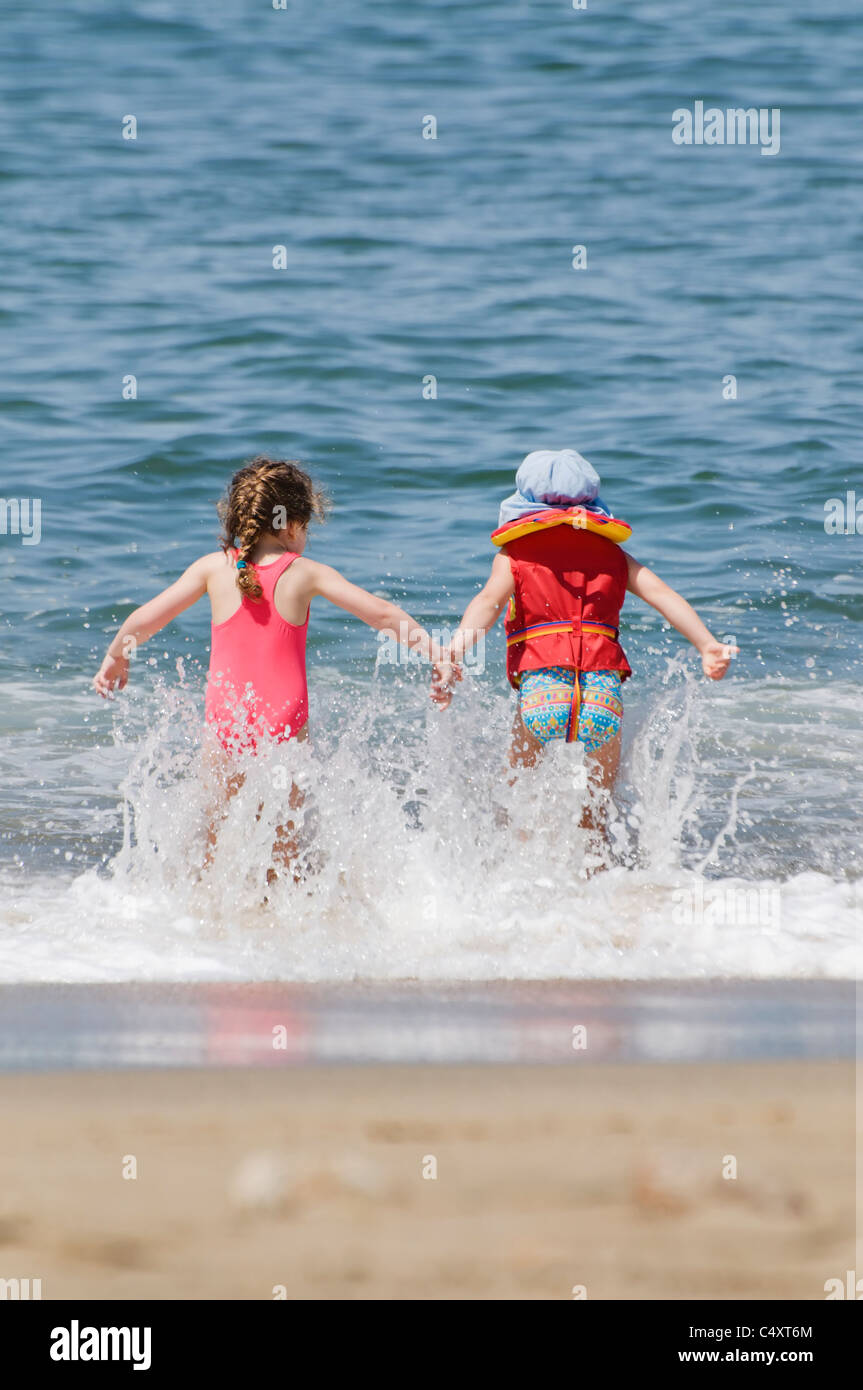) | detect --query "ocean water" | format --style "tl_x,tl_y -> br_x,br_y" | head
0,1 -> 860,983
